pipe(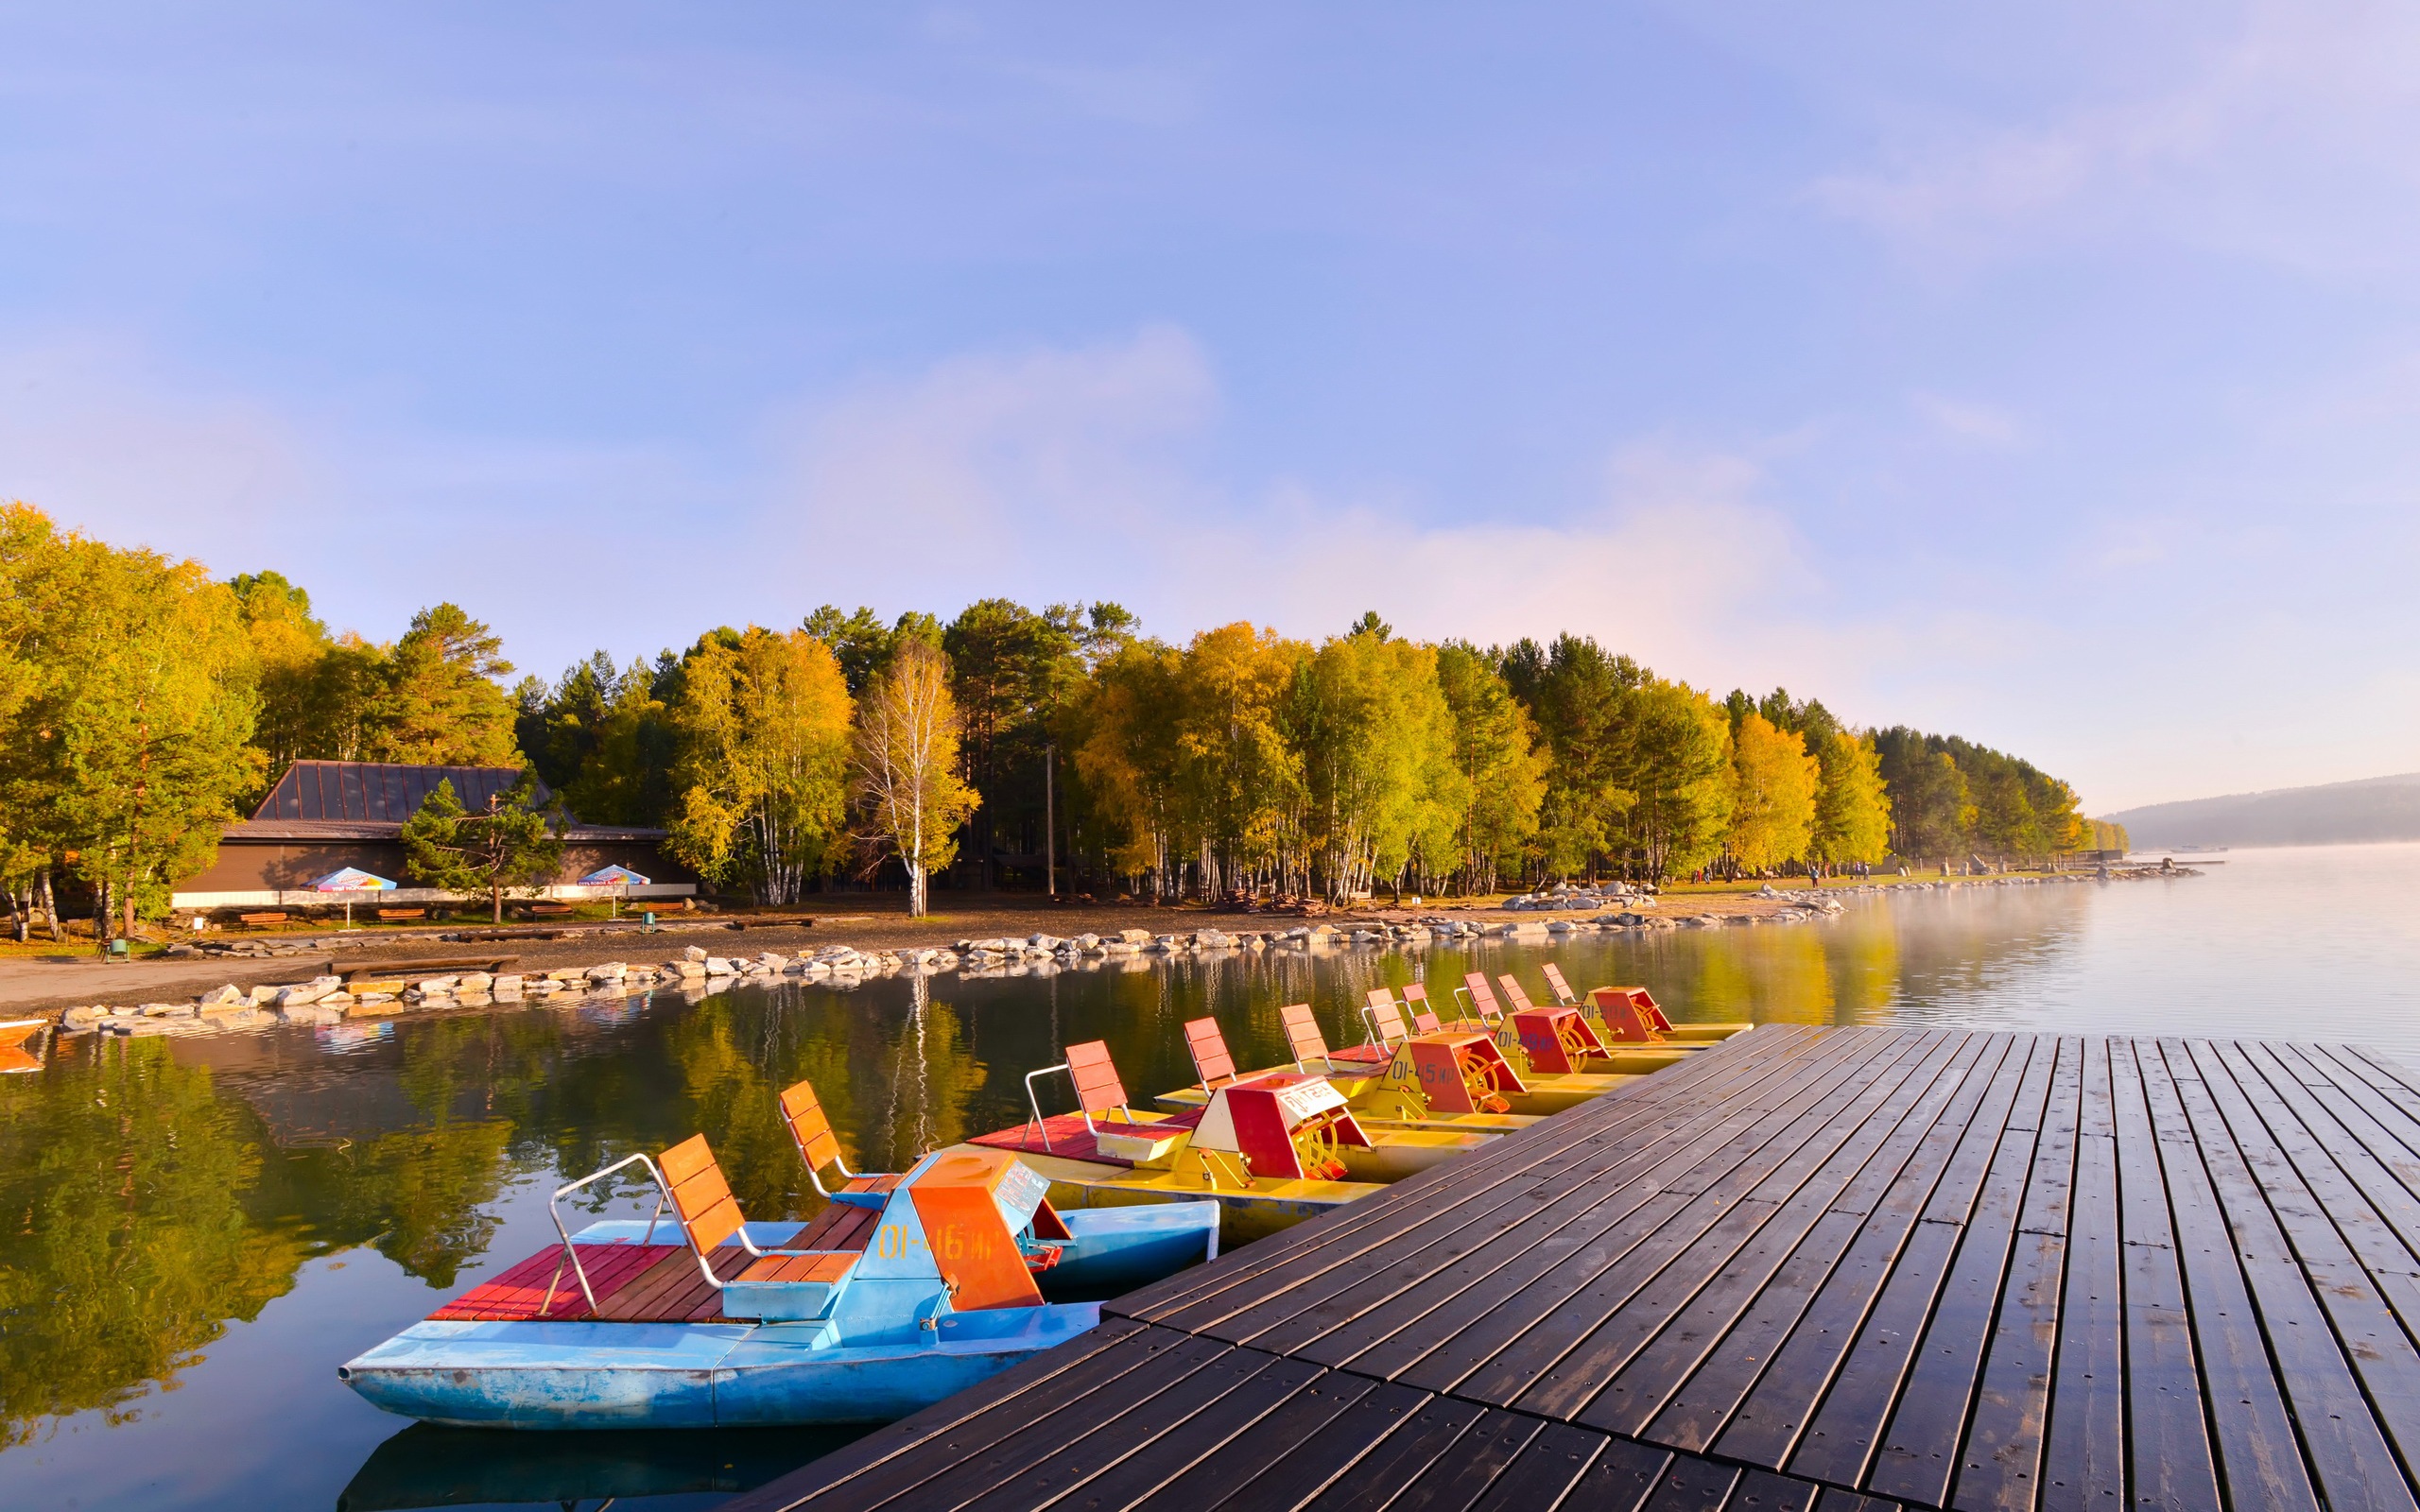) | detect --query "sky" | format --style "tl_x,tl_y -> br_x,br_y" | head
3,3 -> 2416,815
